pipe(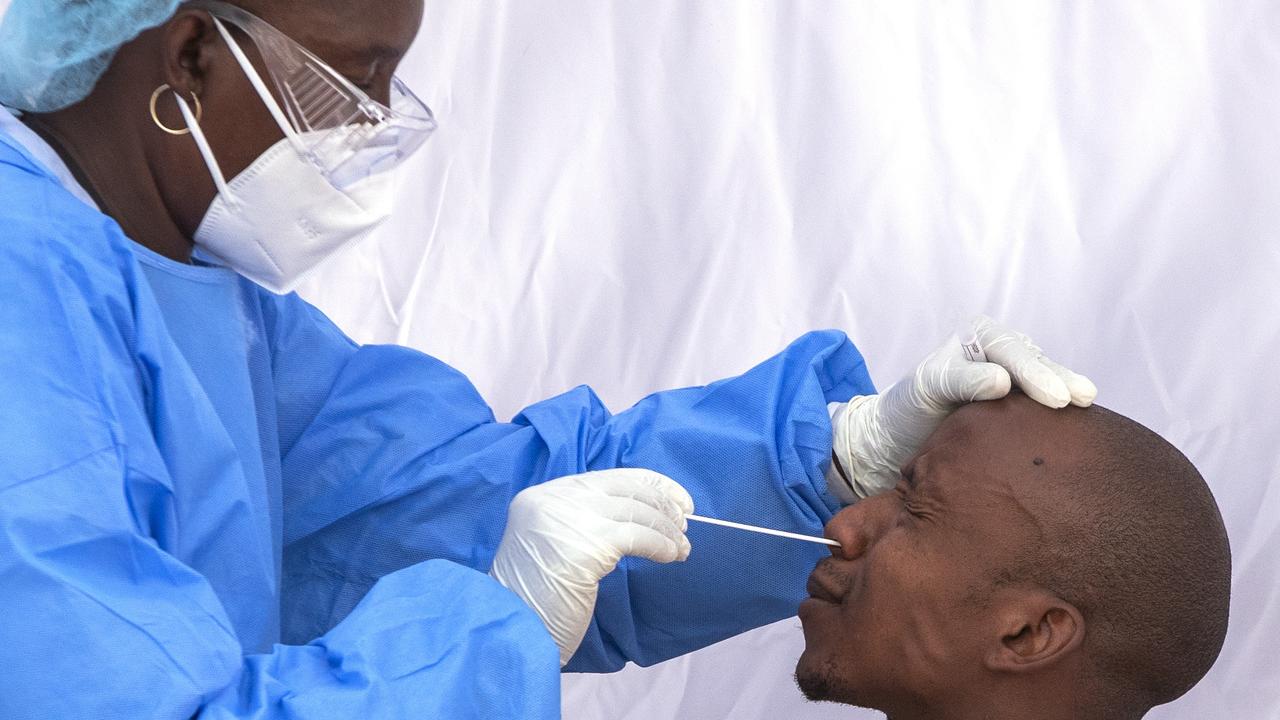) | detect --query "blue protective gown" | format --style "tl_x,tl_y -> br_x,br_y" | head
0,125 -> 875,718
